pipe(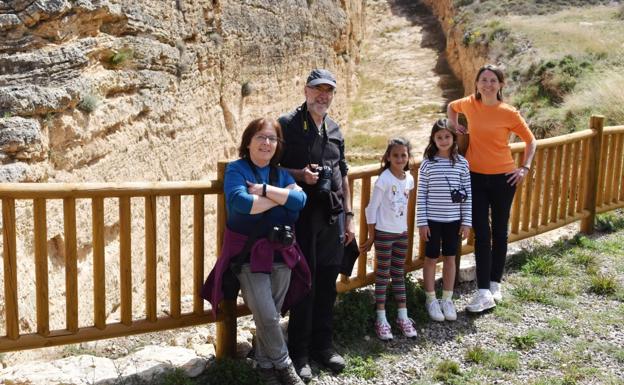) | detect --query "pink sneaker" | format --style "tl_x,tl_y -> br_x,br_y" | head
374,320 -> 393,341
396,318 -> 417,338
